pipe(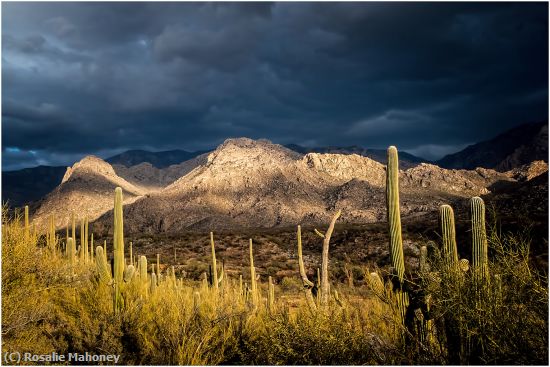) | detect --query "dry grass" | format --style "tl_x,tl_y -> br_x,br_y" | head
1,207 -> 547,365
